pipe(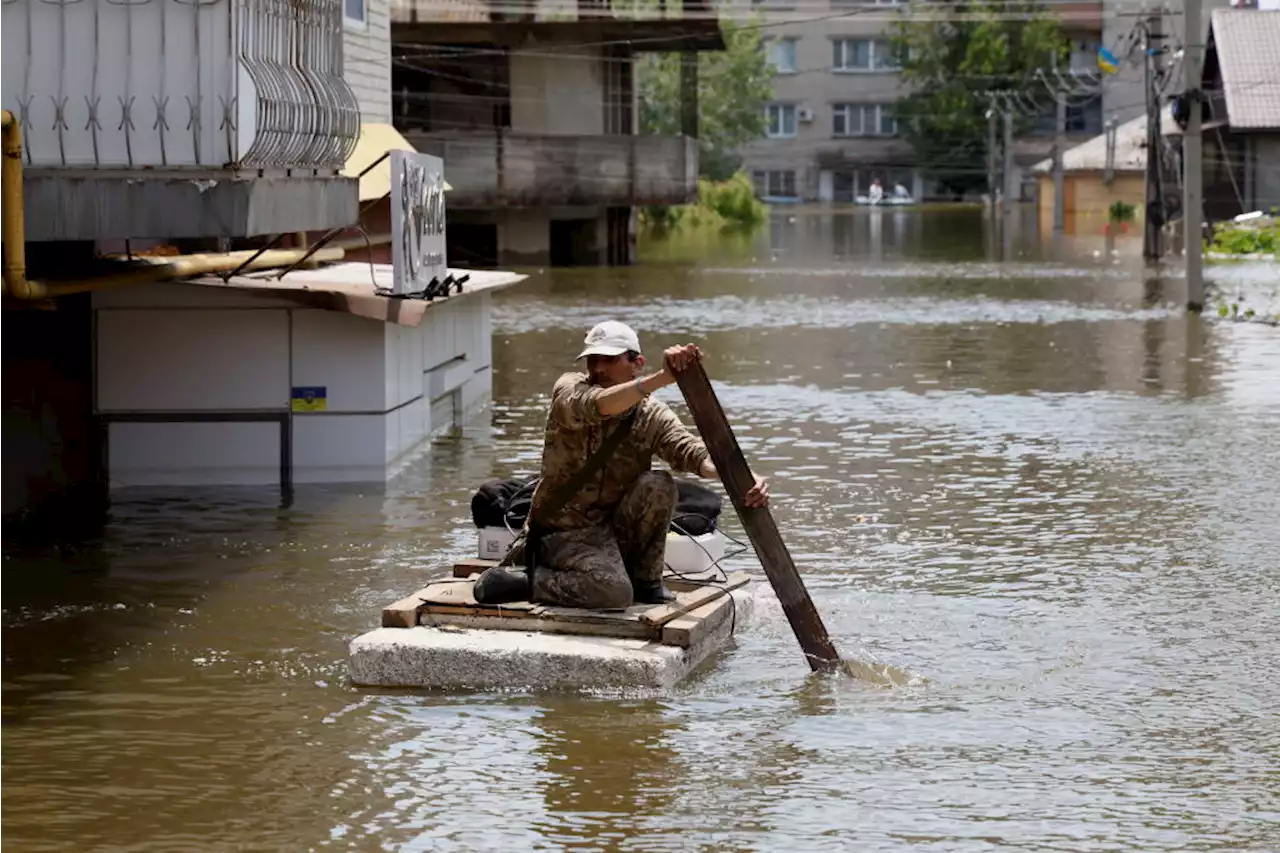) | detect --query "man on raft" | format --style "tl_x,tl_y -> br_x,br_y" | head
478,321 -> 769,609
